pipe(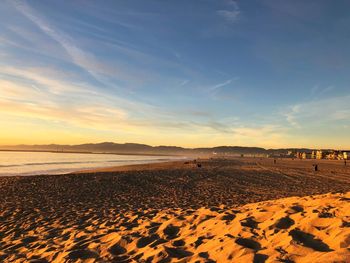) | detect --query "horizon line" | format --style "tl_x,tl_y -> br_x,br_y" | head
1,142 -> 349,151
